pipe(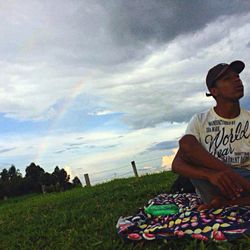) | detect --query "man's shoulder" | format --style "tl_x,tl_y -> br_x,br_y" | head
192,108 -> 212,121
186,109 -> 212,129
